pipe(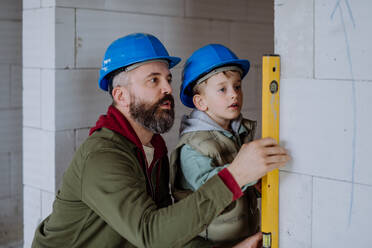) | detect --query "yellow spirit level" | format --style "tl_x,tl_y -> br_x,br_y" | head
261,54 -> 280,248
